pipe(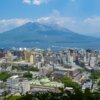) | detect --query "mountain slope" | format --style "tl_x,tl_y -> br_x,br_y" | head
0,22 -> 100,48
